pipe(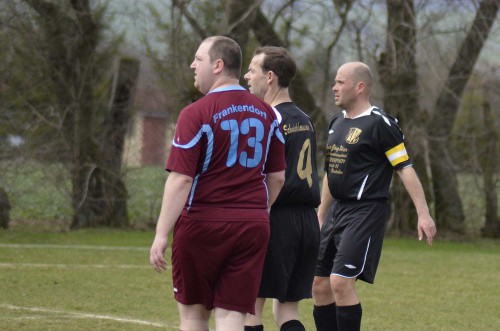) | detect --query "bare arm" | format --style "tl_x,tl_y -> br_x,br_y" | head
317,174 -> 334,229
150,171 -> 193,273
396,166 -> 437,245
266,170 -> 285,209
